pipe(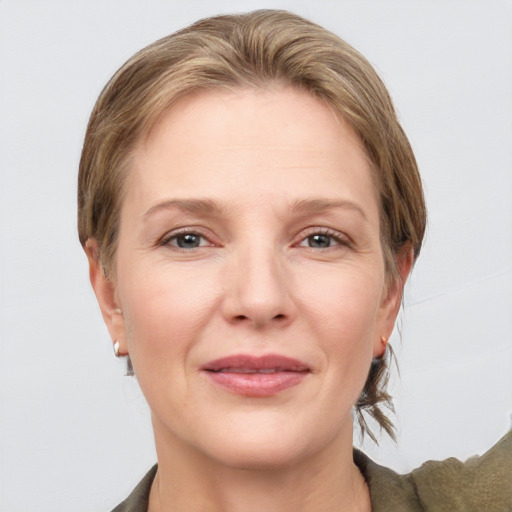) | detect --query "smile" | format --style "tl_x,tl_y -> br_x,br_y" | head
217,368 -> 287,374
201,354 -> 311,397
